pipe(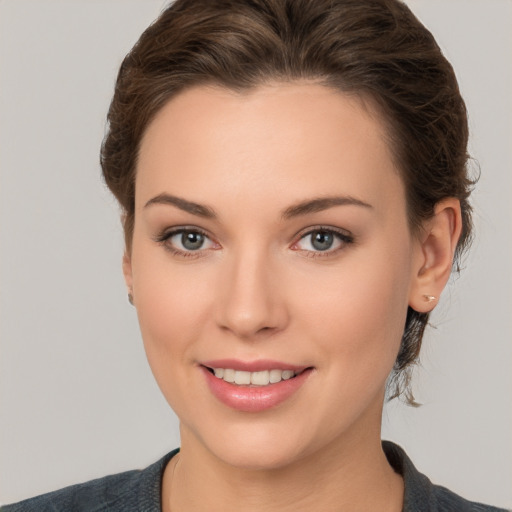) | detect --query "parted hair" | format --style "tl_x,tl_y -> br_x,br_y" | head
101,0 -> 474,405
